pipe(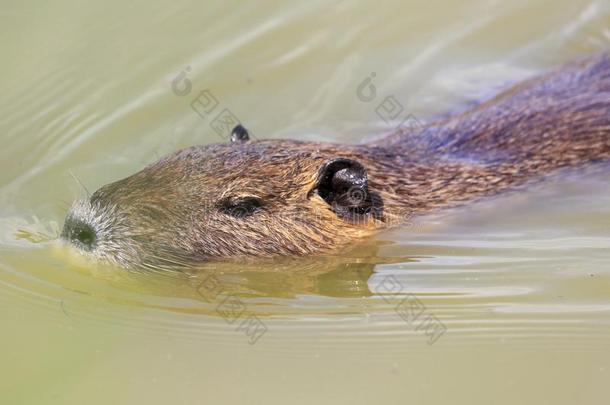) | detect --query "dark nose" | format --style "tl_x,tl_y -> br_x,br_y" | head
61,218 -> 97,251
